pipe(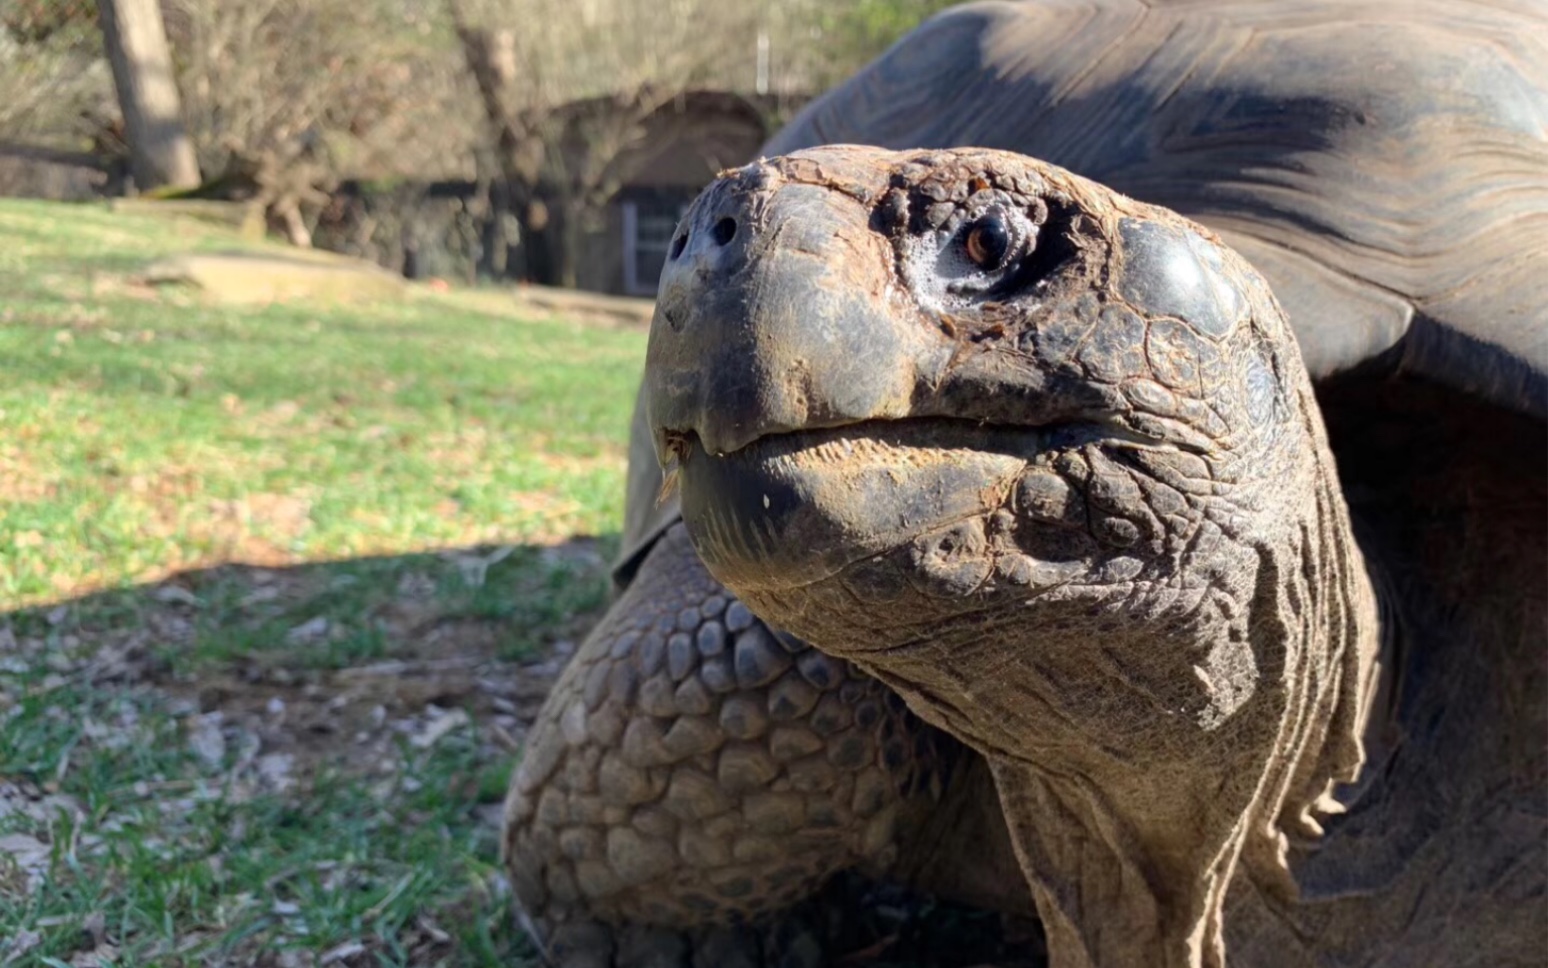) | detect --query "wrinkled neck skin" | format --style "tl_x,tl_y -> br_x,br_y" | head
735,390 -> 1381,968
